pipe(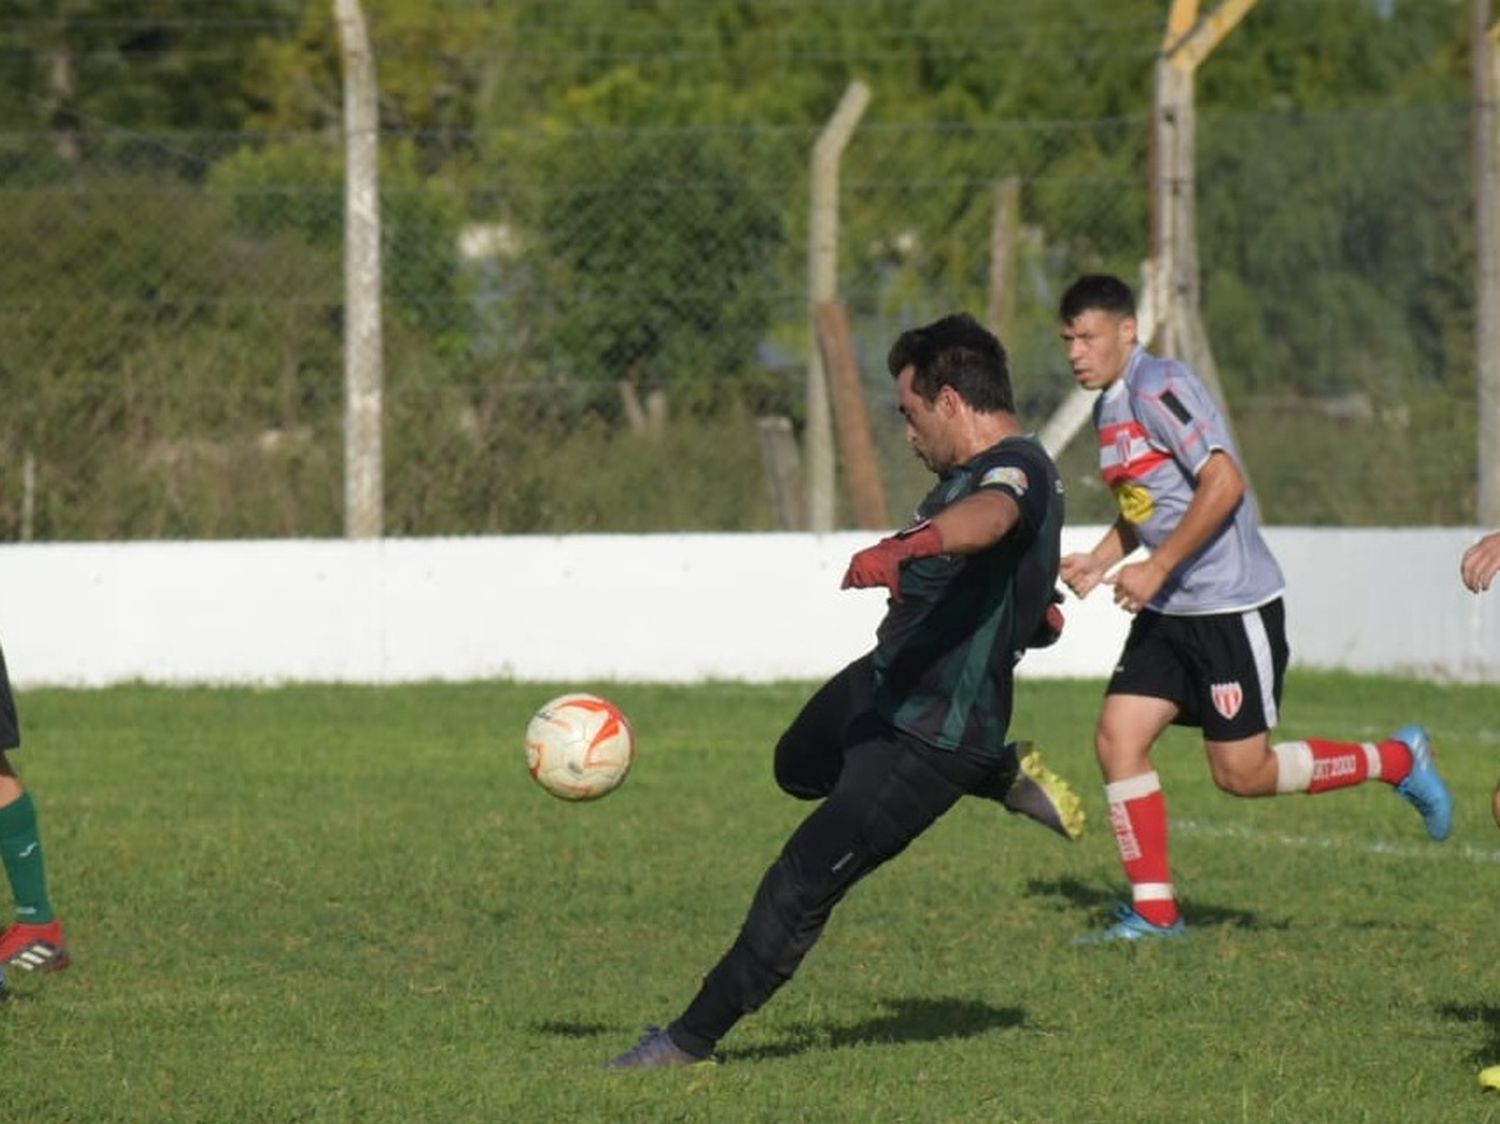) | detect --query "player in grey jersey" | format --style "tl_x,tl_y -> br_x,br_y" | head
1057,273 -> 1453,943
